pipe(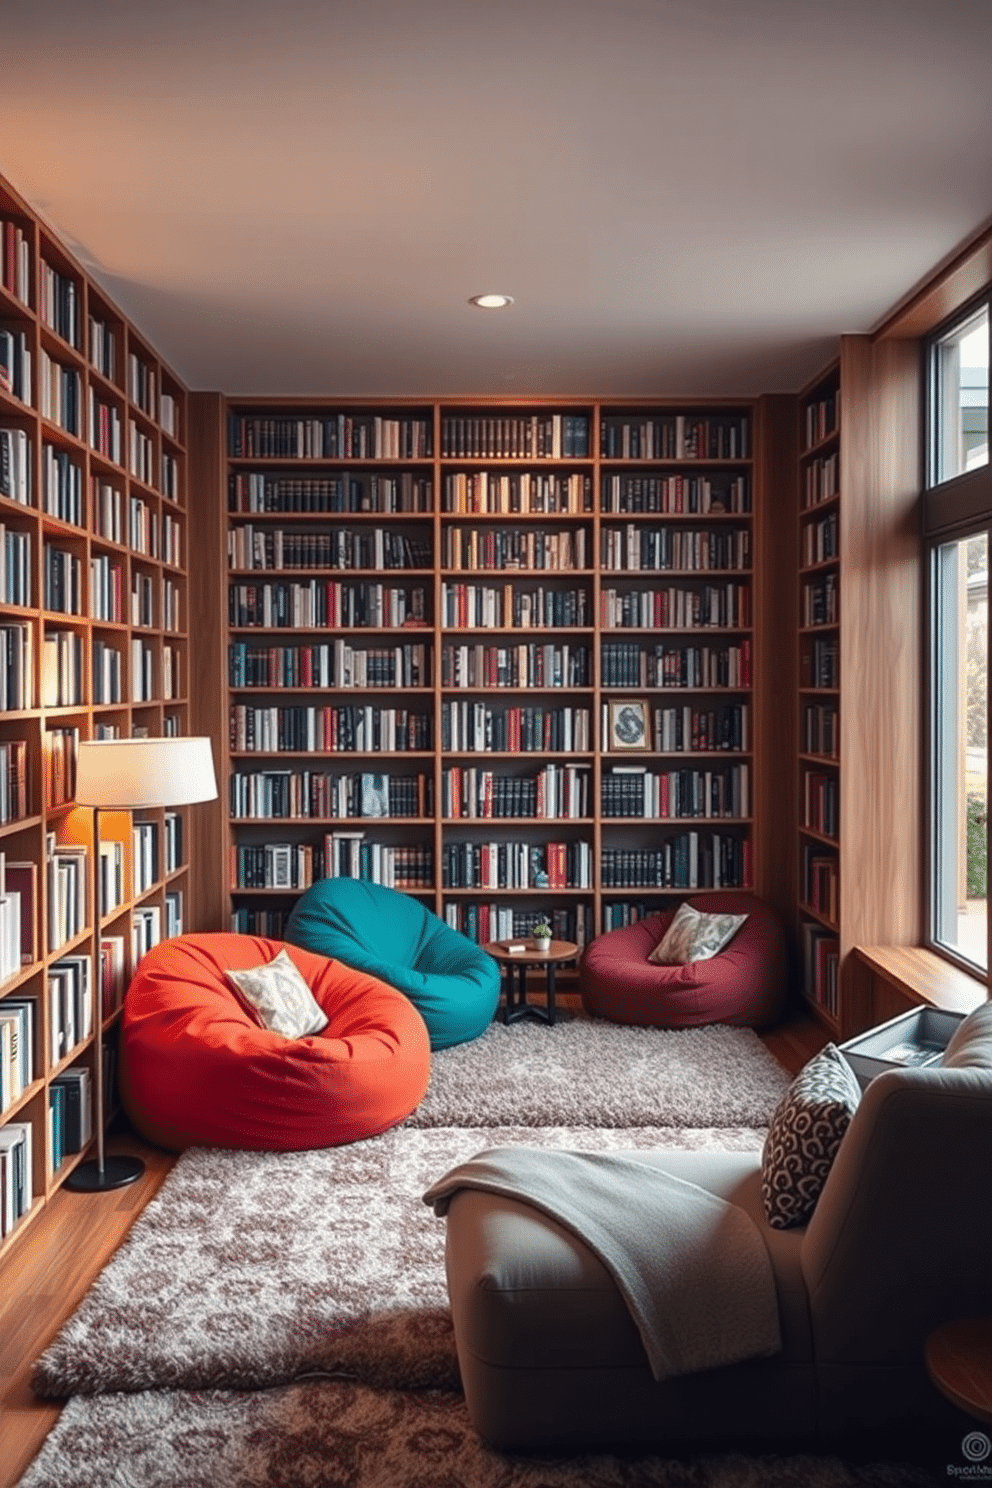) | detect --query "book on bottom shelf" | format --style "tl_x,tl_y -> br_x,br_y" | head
49,1067 -> 93,1169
